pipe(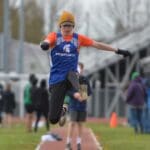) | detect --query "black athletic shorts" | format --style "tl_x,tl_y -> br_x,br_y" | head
25,104 -> 34,113
69,110 -> 87,122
